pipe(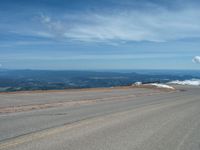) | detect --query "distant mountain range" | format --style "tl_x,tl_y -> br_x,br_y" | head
0,69 -> 199,92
